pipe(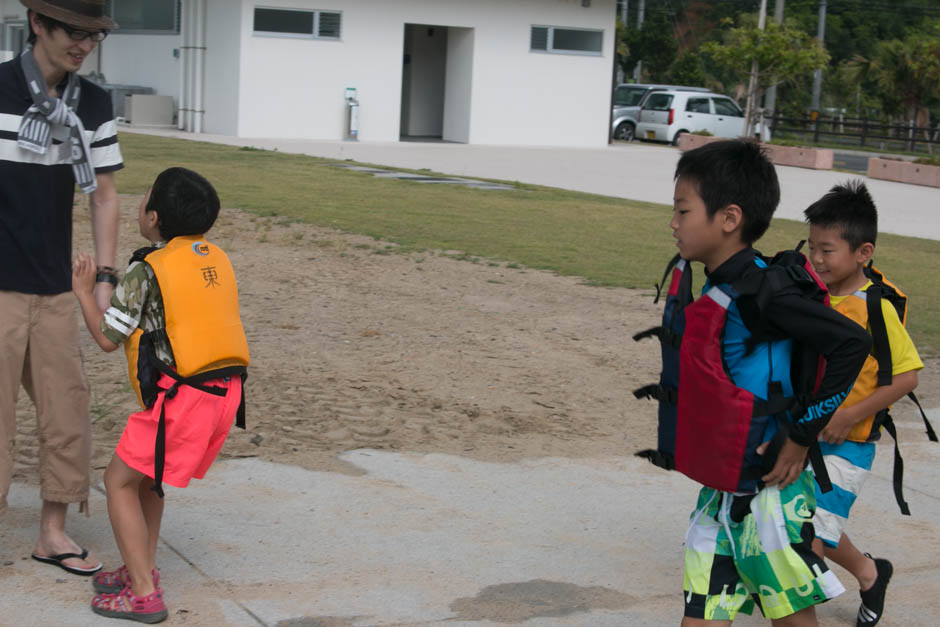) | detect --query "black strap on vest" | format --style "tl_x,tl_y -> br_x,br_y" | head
878,413 -> 910,515
635,448 -> 676,470
633,384 -> 677,405
138,329 -> 247,498
633,326 -> 682,349
130,245 -> 159,264
866,283 -> 893,387
652,253 -> 682,304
